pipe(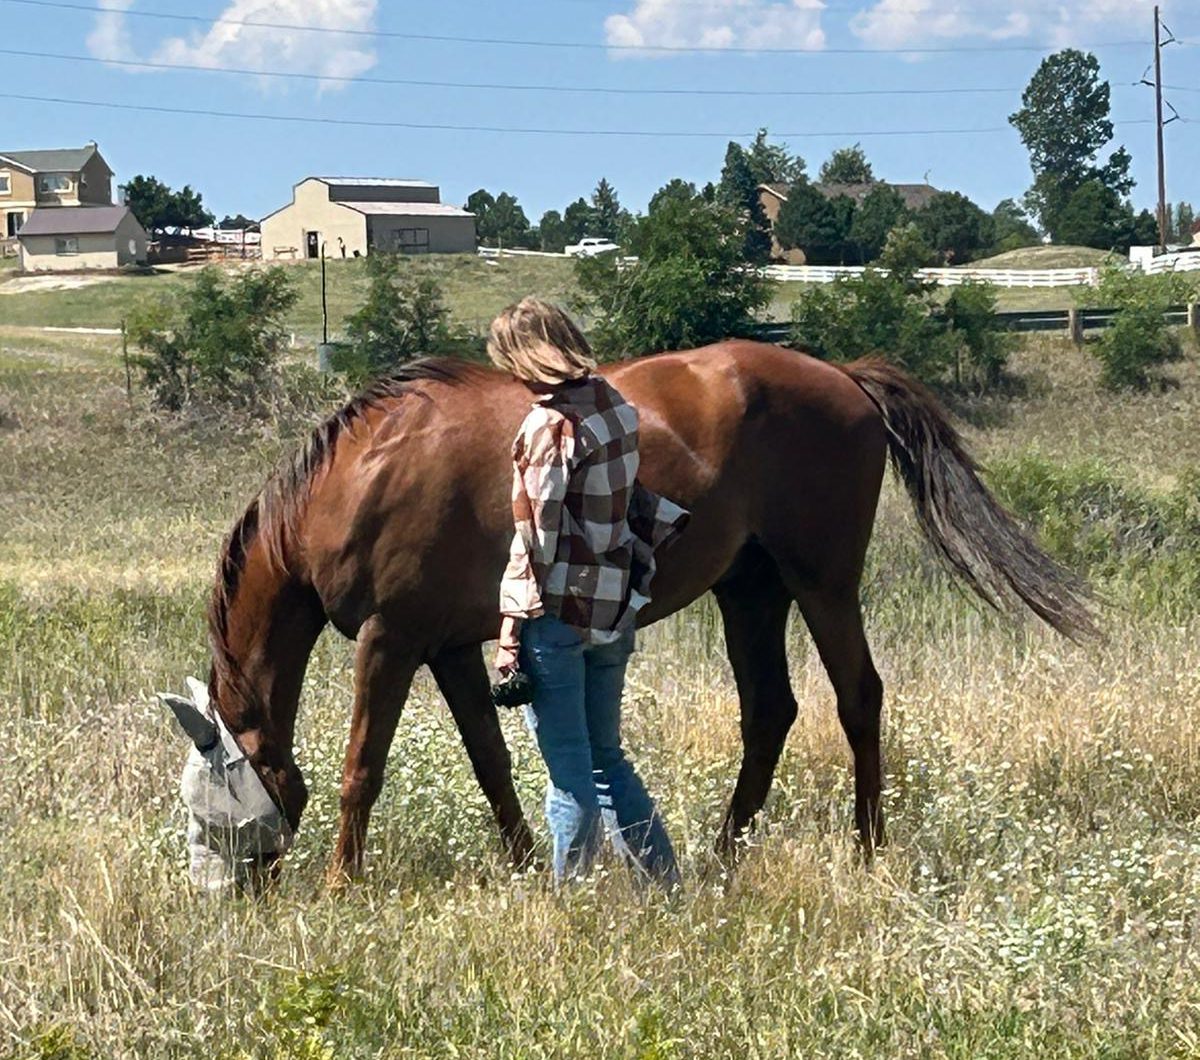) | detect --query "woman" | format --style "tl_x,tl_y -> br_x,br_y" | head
489,298 -> 688,886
